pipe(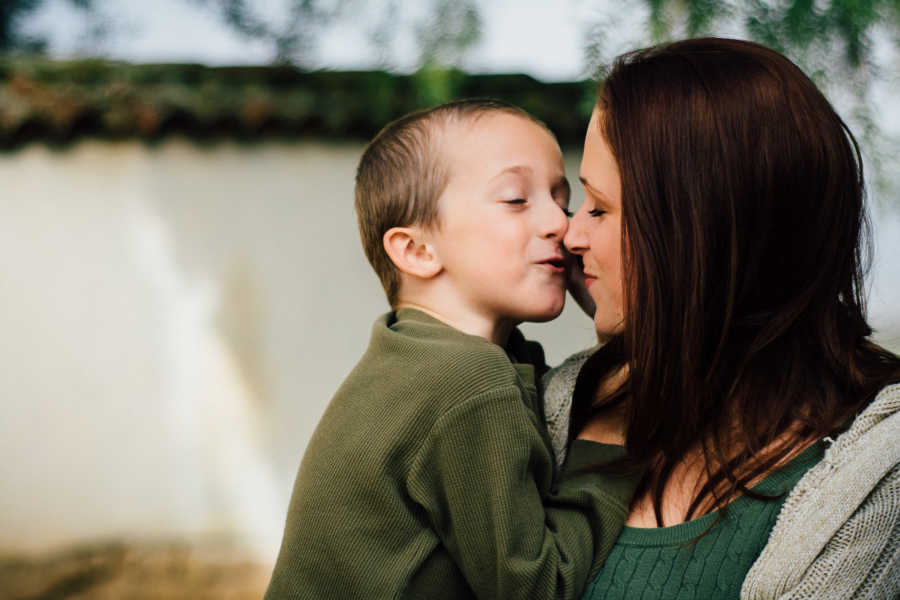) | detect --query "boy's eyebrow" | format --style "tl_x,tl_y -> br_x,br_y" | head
552,176 -> 571,201
491,165 -> 569,187
489,165 -> 533,182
